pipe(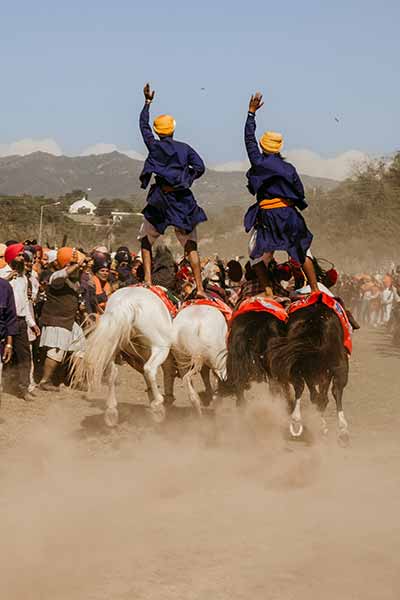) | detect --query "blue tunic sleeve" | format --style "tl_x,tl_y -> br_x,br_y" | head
292,168 -> 305,198
139,104 -> 155,150
0,280 -> 18,337
244,113 -> 262,166
187,145 -> 205,185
